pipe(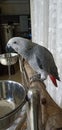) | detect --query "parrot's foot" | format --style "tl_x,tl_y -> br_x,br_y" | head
30,73 -> 42,83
